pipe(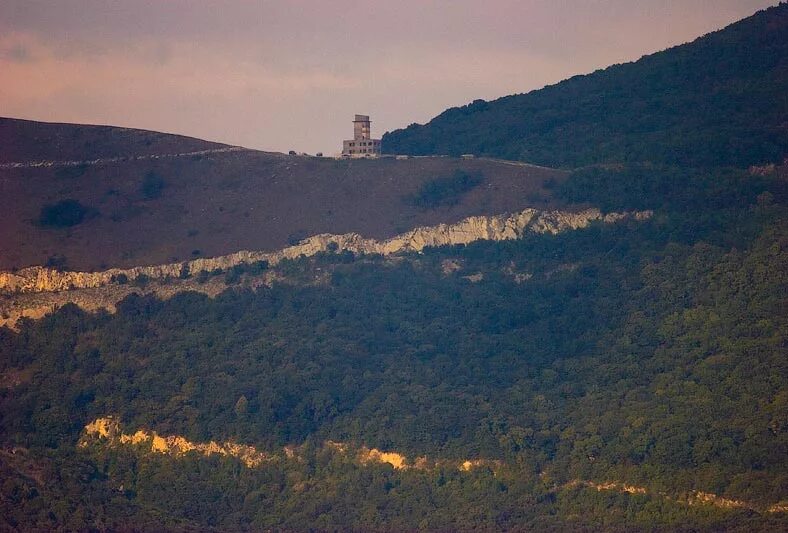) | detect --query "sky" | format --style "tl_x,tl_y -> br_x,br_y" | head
0,1 -> 779,155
